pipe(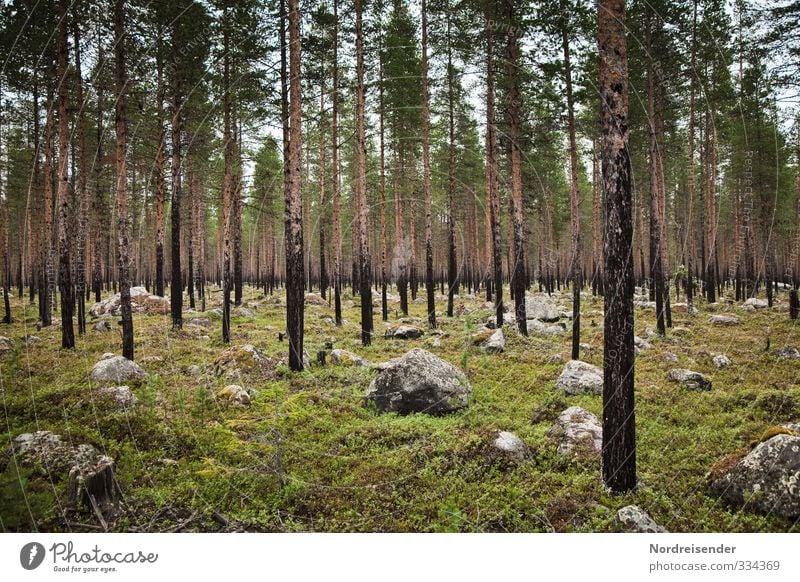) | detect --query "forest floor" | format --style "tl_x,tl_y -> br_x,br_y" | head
0,283 -> 798,532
